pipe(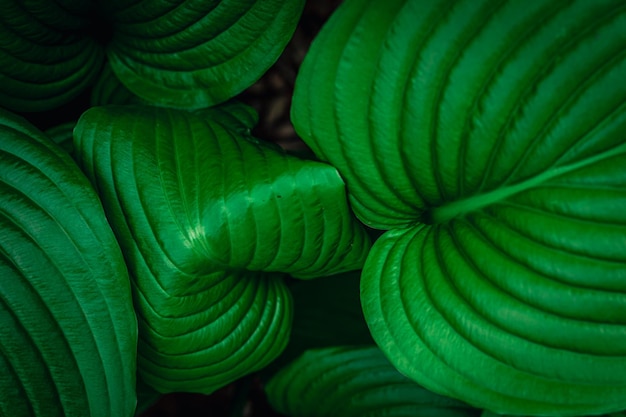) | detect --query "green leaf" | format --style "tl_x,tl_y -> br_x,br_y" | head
0,109 -> 137,416
105,0 -> 305,109
73,104 -> 370,394
265,346 -> 480,417
0,0 -> 104,112
293,0 -> 626,414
